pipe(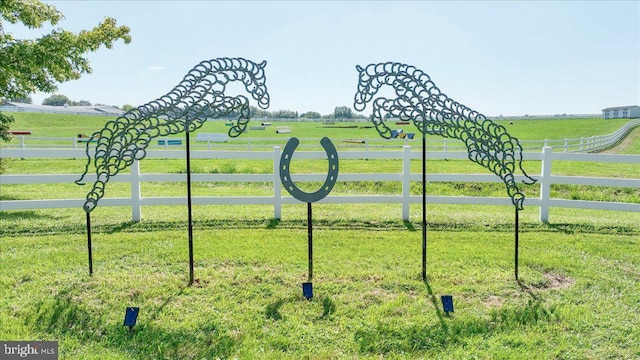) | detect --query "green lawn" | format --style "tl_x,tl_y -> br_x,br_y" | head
1,112 -> 639,359
1,204 -> 639,359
